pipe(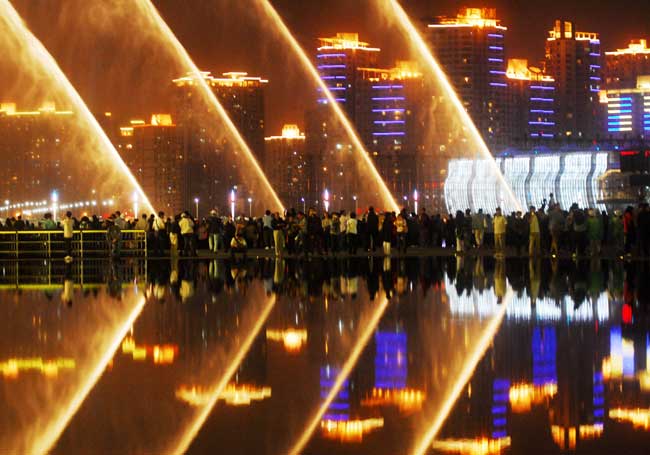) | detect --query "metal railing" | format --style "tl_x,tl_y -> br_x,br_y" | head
0,230 -> 147,258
